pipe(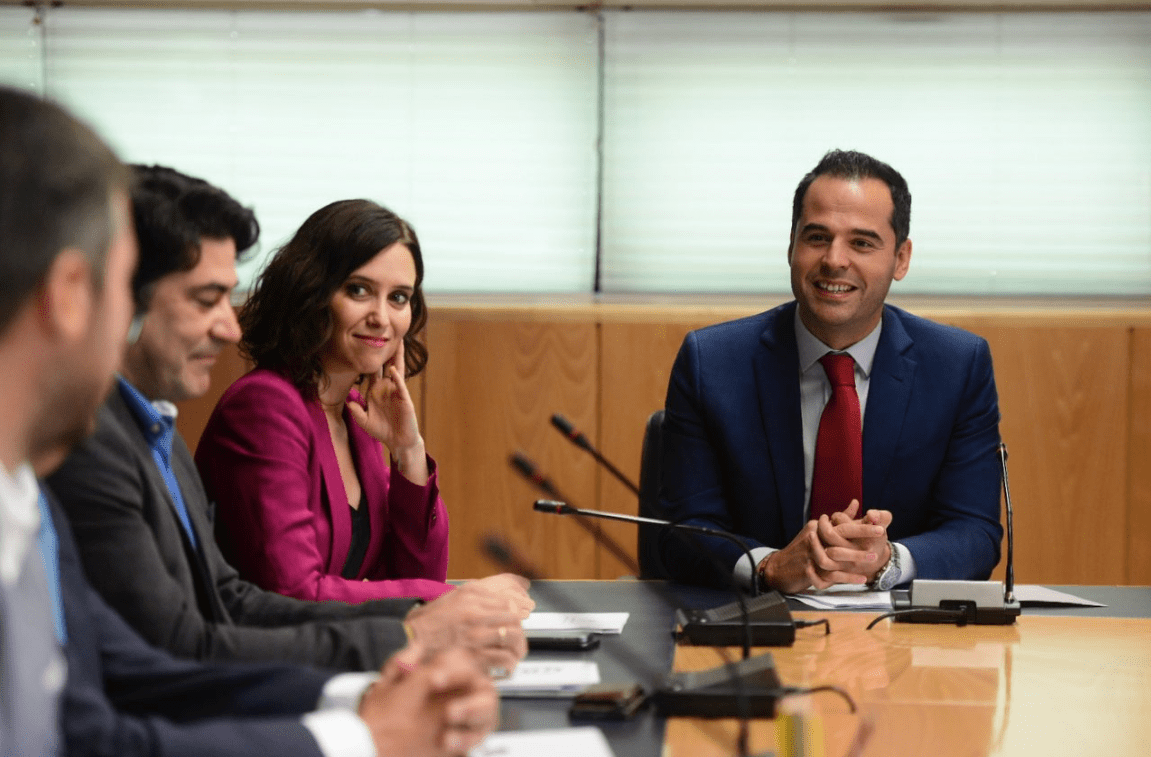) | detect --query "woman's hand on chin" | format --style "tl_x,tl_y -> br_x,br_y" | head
348,341 -> 430,484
